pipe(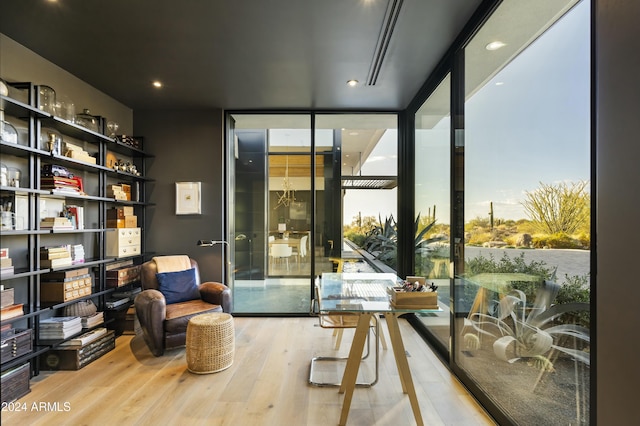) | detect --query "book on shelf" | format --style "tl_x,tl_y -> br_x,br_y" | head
40,176 -> 78,186
40,216 -> 75,229
70,244 -> 85,262
40,325 -> 83,340
41,176 -> 82,188
40,250 -> 71,260
0,266 -> 14,276
1,287 -> 15,308
1,259 -> 14,275
58,327 -> 108,347
0,303 -> 24,320
81,312 -> 104,329
50,187 -> 82,195
40,246 -> 73,267
41,245 -> 71,254
40,257 -> 73,268
41,268 -> 90,281
40,316 -> 82,329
